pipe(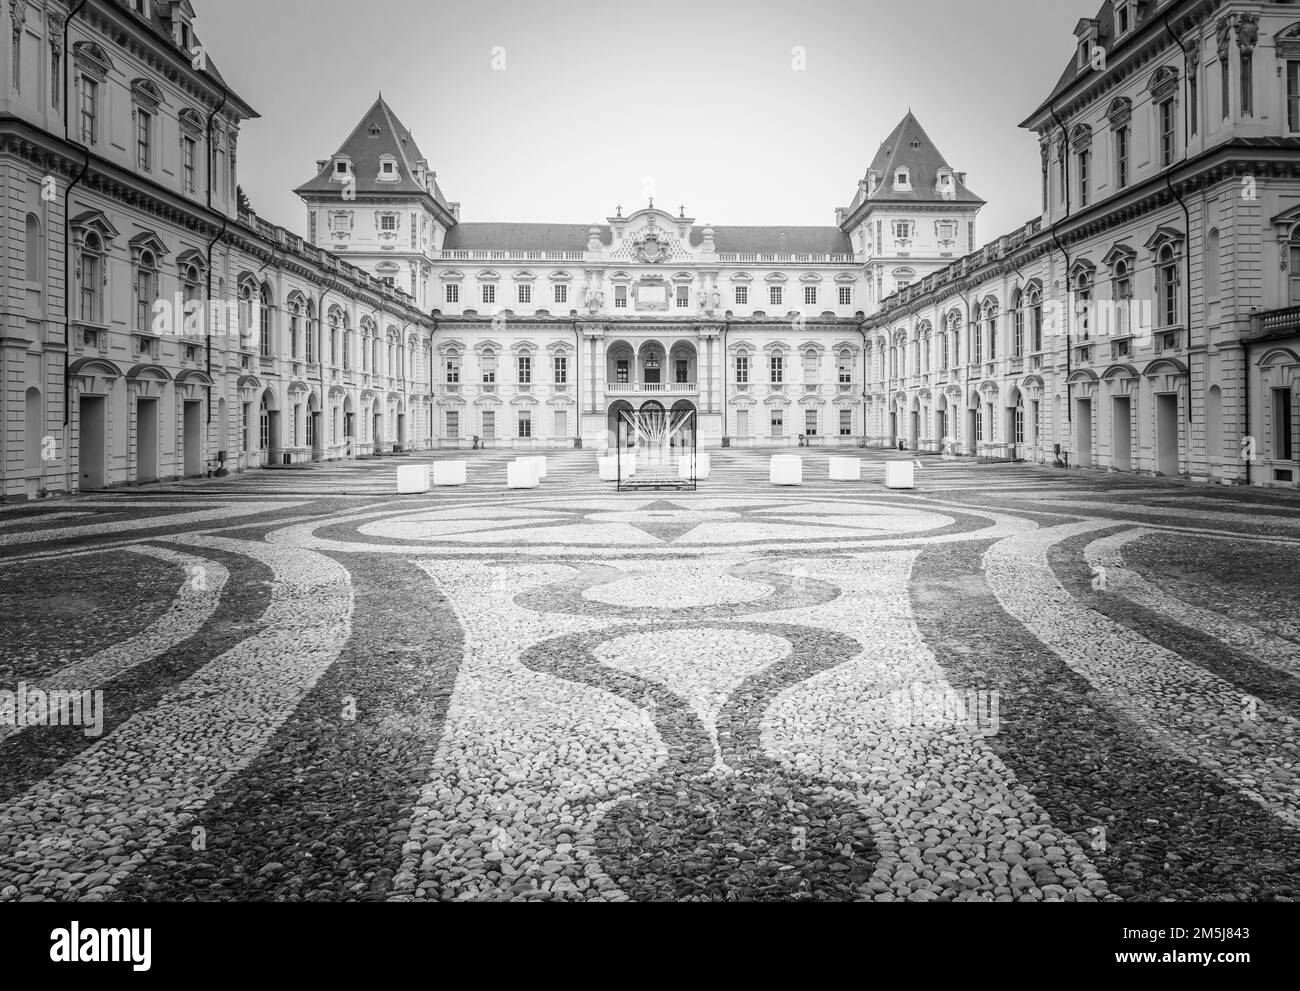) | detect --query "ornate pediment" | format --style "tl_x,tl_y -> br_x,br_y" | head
631,219 -> 673,264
